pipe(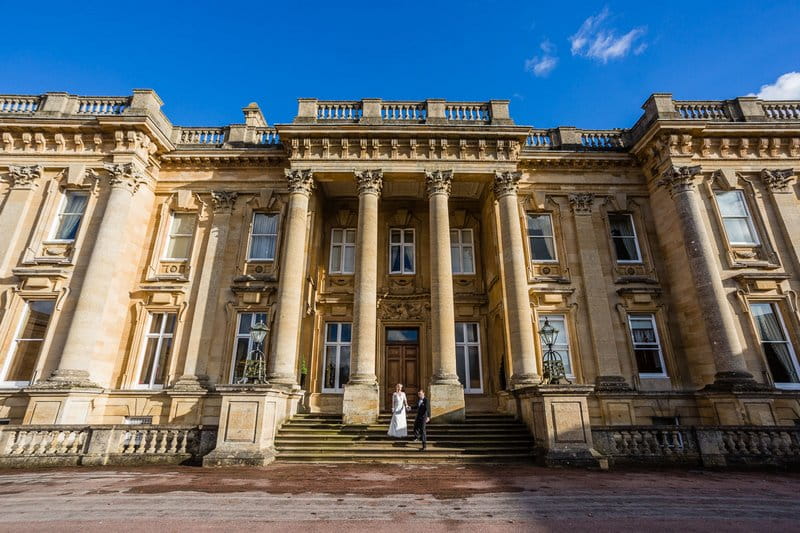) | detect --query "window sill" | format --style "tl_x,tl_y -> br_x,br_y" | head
638,373 -> 669,379
775,383 -> 800,390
